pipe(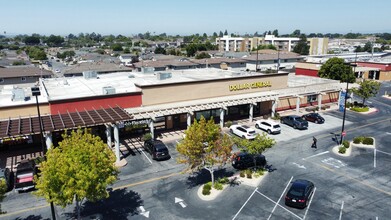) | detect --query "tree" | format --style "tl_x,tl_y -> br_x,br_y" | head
26,46 -> 47,60
318,57 -> 356,83
45,35 -> 64,47
111,43 -> 123,51
293,34 -> 310,55
24,35 -> 40,45
195,52 -> 211,59
154,46 -> 166,54
224,29 -> 228,36
351,80 -> 381,106
34,129 -> 118,220
232,133 -> 275,167
176,116 -> 233,186
291,29 -> 301,37
272,29 -> 279,37
219,31 -> 223,37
